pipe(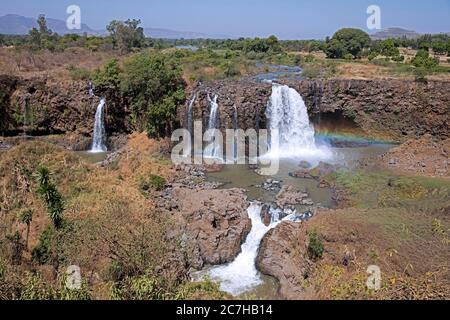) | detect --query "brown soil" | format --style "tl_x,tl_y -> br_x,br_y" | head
379,134 -> 449,178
